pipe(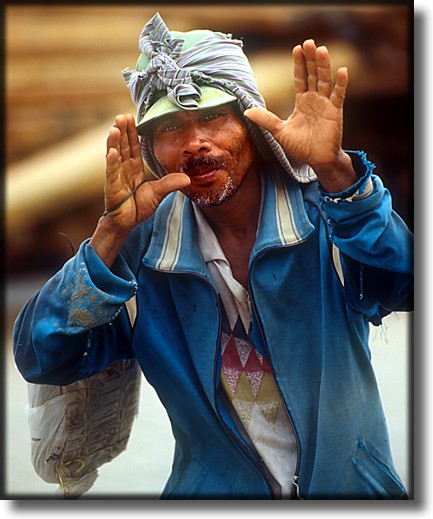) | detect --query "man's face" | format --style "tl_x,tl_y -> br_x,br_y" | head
152,104 -> 255,208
